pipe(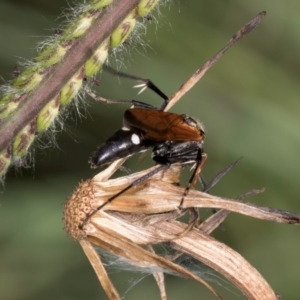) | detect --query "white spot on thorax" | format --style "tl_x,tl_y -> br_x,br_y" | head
131,133 -> 140,145
122,126 -> 130,131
